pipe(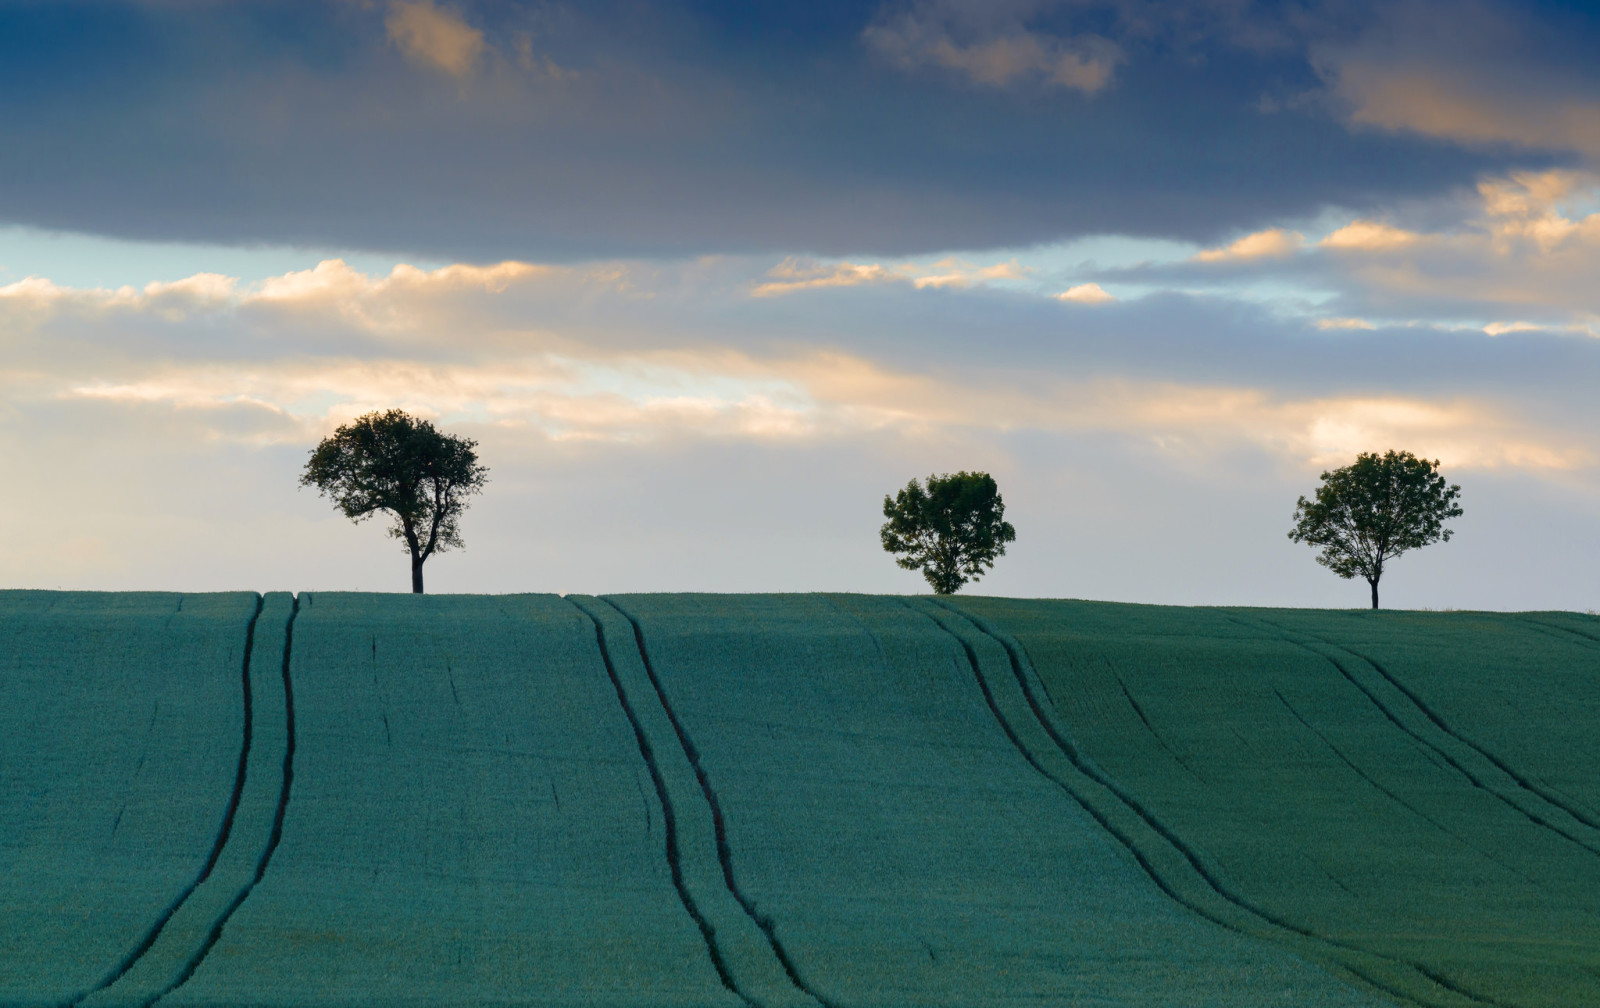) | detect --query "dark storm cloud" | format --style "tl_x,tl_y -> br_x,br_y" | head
0,0 -> 1590,260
